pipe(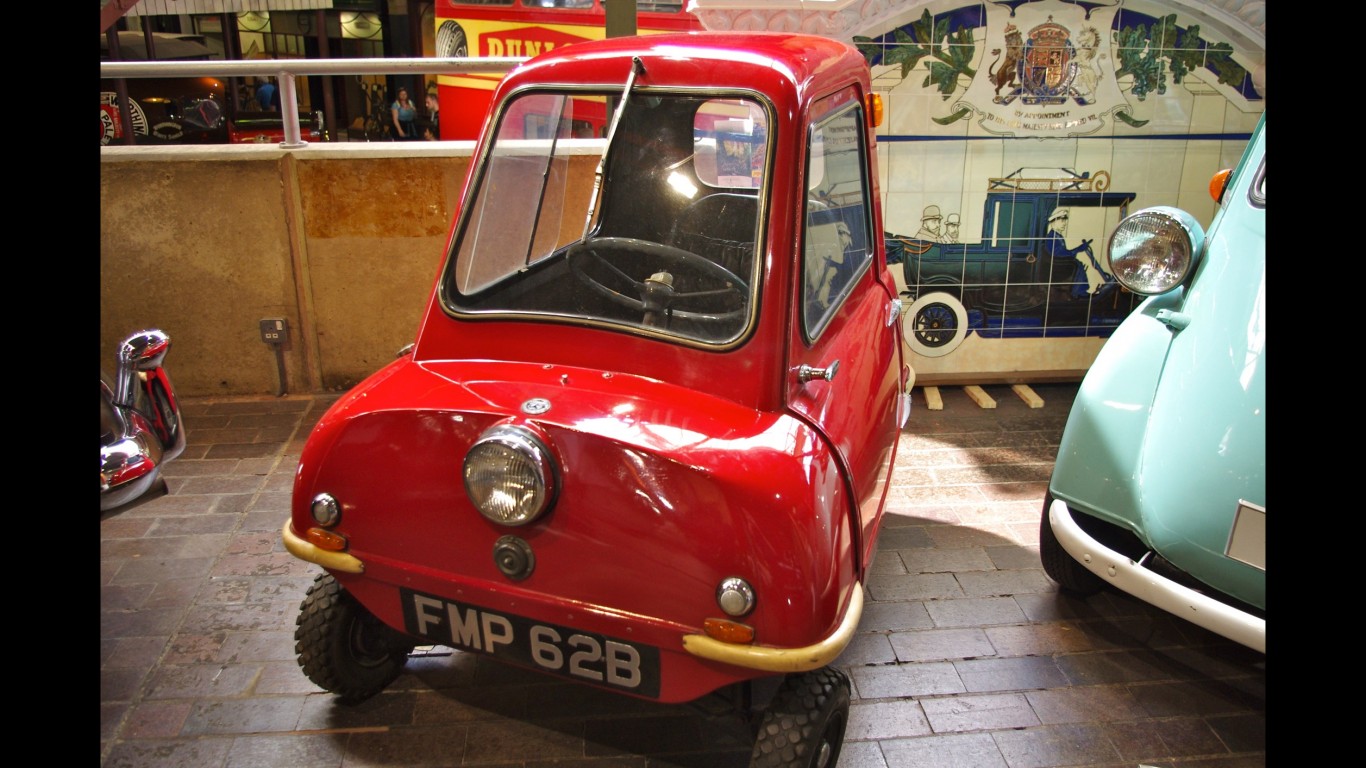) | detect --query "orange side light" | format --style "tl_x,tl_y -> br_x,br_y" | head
1209,168 -> 1232,203
866,93 -> 883,129
305,527 -> 349,552
703,618 -> 755,644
